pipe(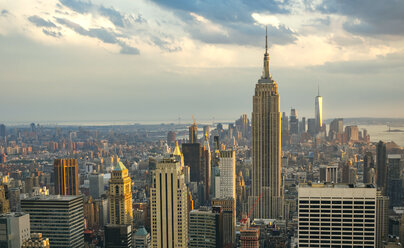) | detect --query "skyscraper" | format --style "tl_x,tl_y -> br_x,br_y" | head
376,141 -> 387,194
104,224 -> 132,248
387,154 -> 402,208
189,118 -> 198,143
298,183 -> 385,247
0,212 -> 30,247
89,172 -> 104,199
315,86 -> 323,134
189,206 -> 223,248
201,134 -> 211,204
54,158 -> 79,195
363,152 -> 375,184
150,157 -> 188,248
0,124 -> 5,138
249,28 -> 283,219
215,150 -> 236,199
211,198 -> 235,247
109,162 -> 133,225
289,108 -> 299,134
21,195 -> 84,248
